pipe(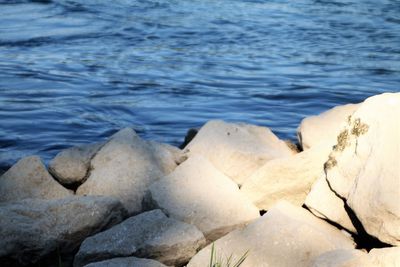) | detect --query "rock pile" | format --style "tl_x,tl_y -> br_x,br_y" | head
0,92 -> 398,267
